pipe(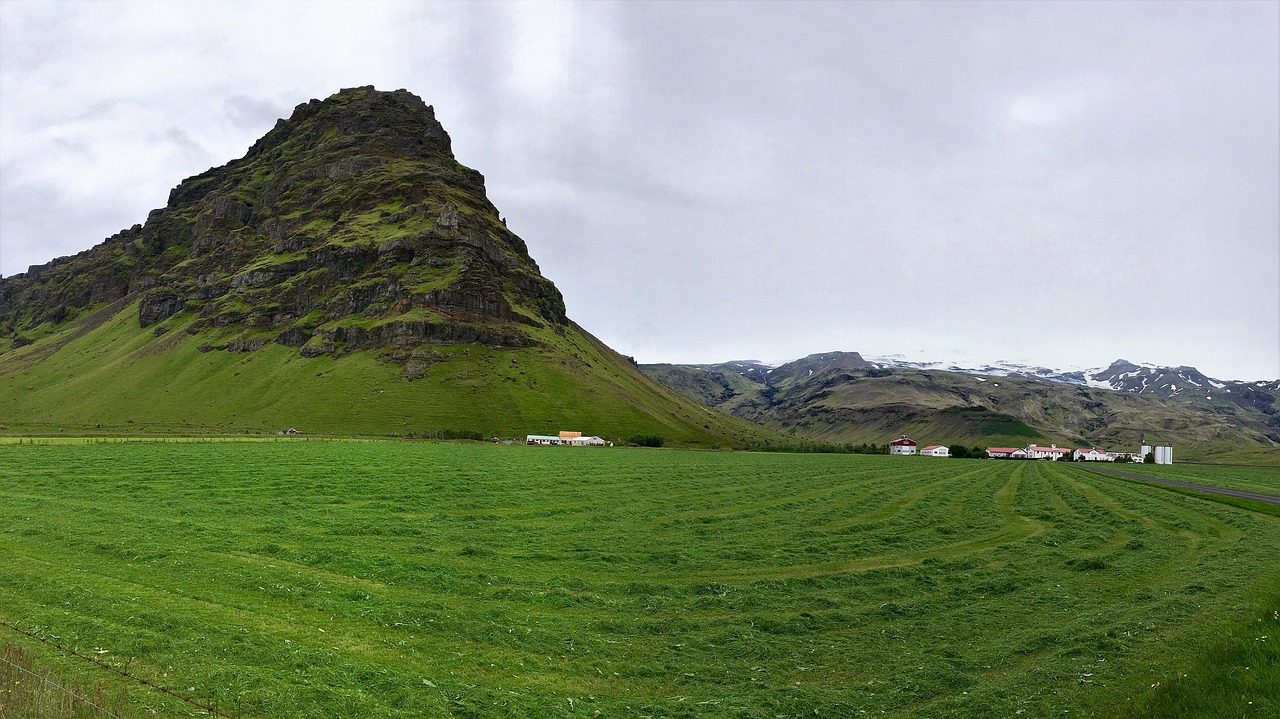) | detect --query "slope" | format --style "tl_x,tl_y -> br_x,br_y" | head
0,87 -> 779,447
